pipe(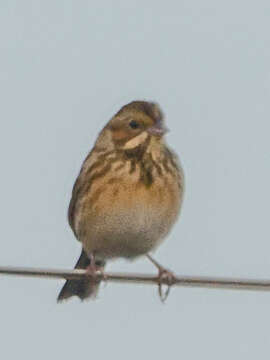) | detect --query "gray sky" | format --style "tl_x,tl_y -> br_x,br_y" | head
1,1 -> 270,359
